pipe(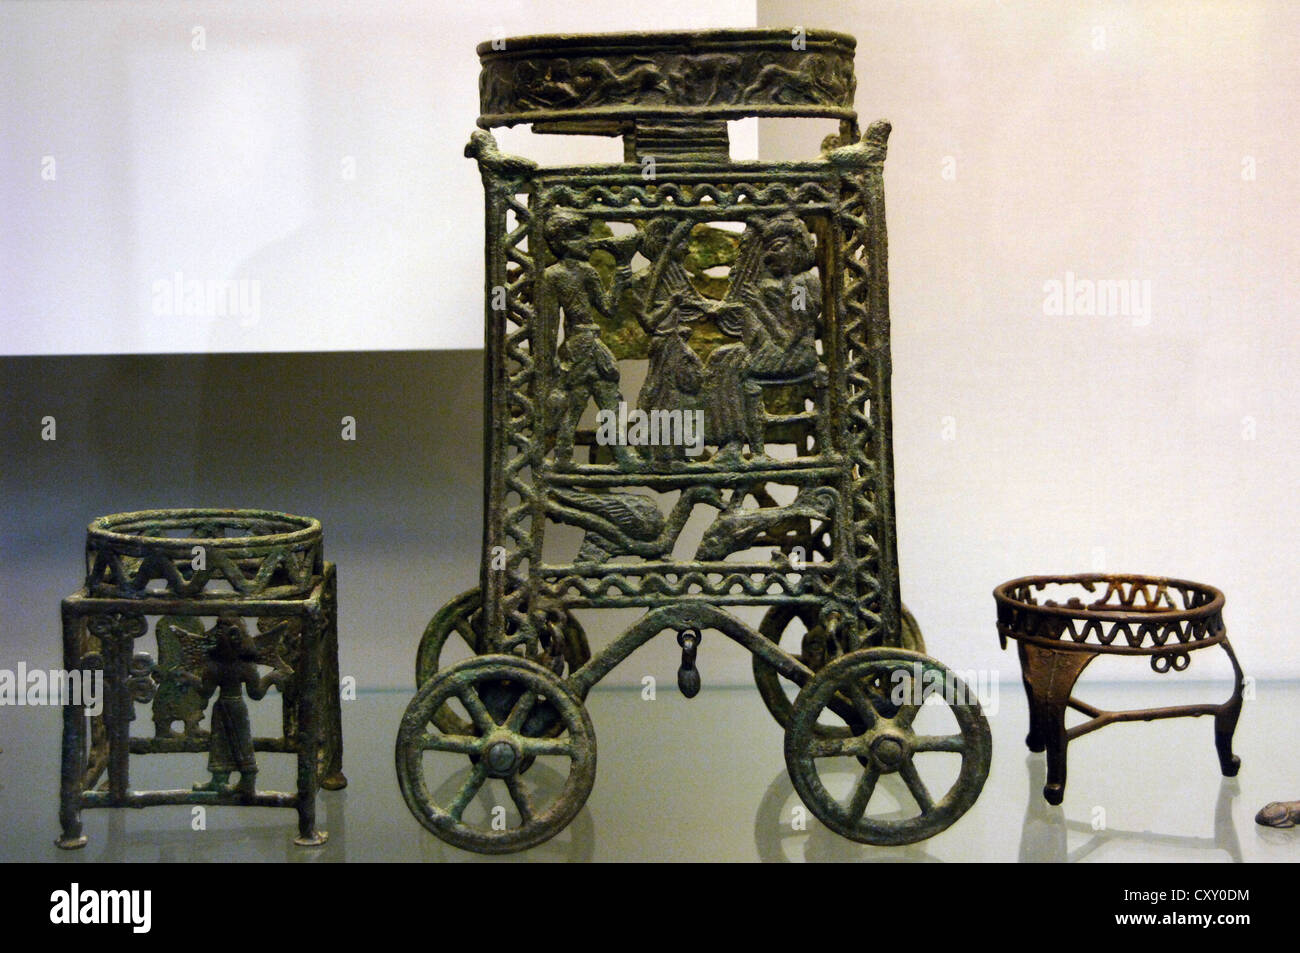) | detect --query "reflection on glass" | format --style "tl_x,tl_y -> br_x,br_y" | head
1017,757 -> 1241,863
753,769 -> 942,864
